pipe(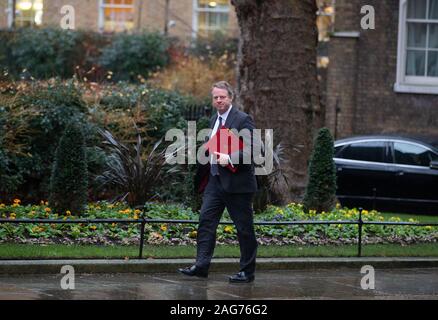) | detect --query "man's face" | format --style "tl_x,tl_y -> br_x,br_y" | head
212,87 -> 232,115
